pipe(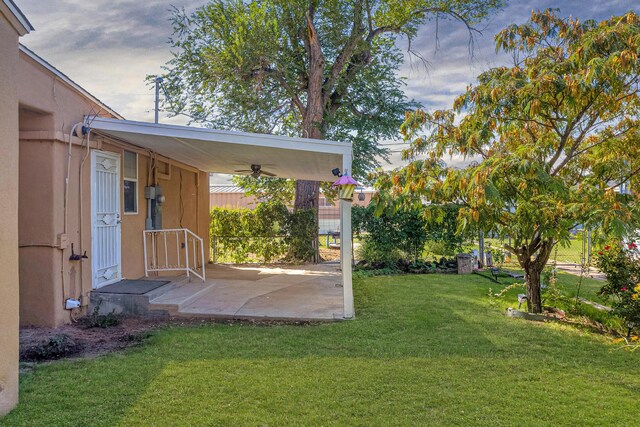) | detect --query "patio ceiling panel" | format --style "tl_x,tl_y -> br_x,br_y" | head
88,117 -> 350,182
